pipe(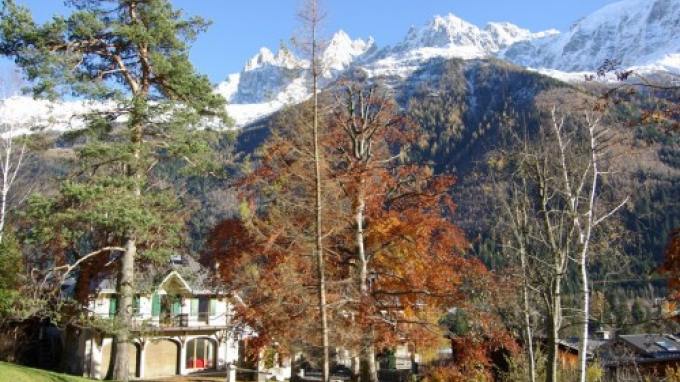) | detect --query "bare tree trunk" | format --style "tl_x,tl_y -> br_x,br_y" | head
577,254 -> 589,382
314,86 -> 330,382
546,275 -> 561,382
576,121 -> 599,382
0,147 -> 10,243
552,111 -> 598,382
520,247 -> 536,382
360,330 -> 378,382
0,124 -> 25,244
355,182 -> 377,382
112,149 -> 140,381
357,184 -> 368,294
310,8 -> 330,379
